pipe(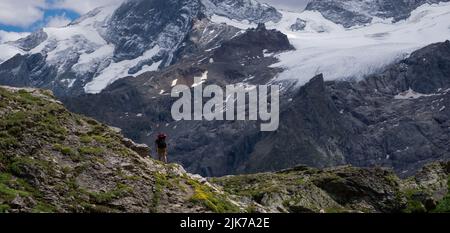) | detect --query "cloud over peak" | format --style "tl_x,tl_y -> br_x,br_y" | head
0,0 -> 124,30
